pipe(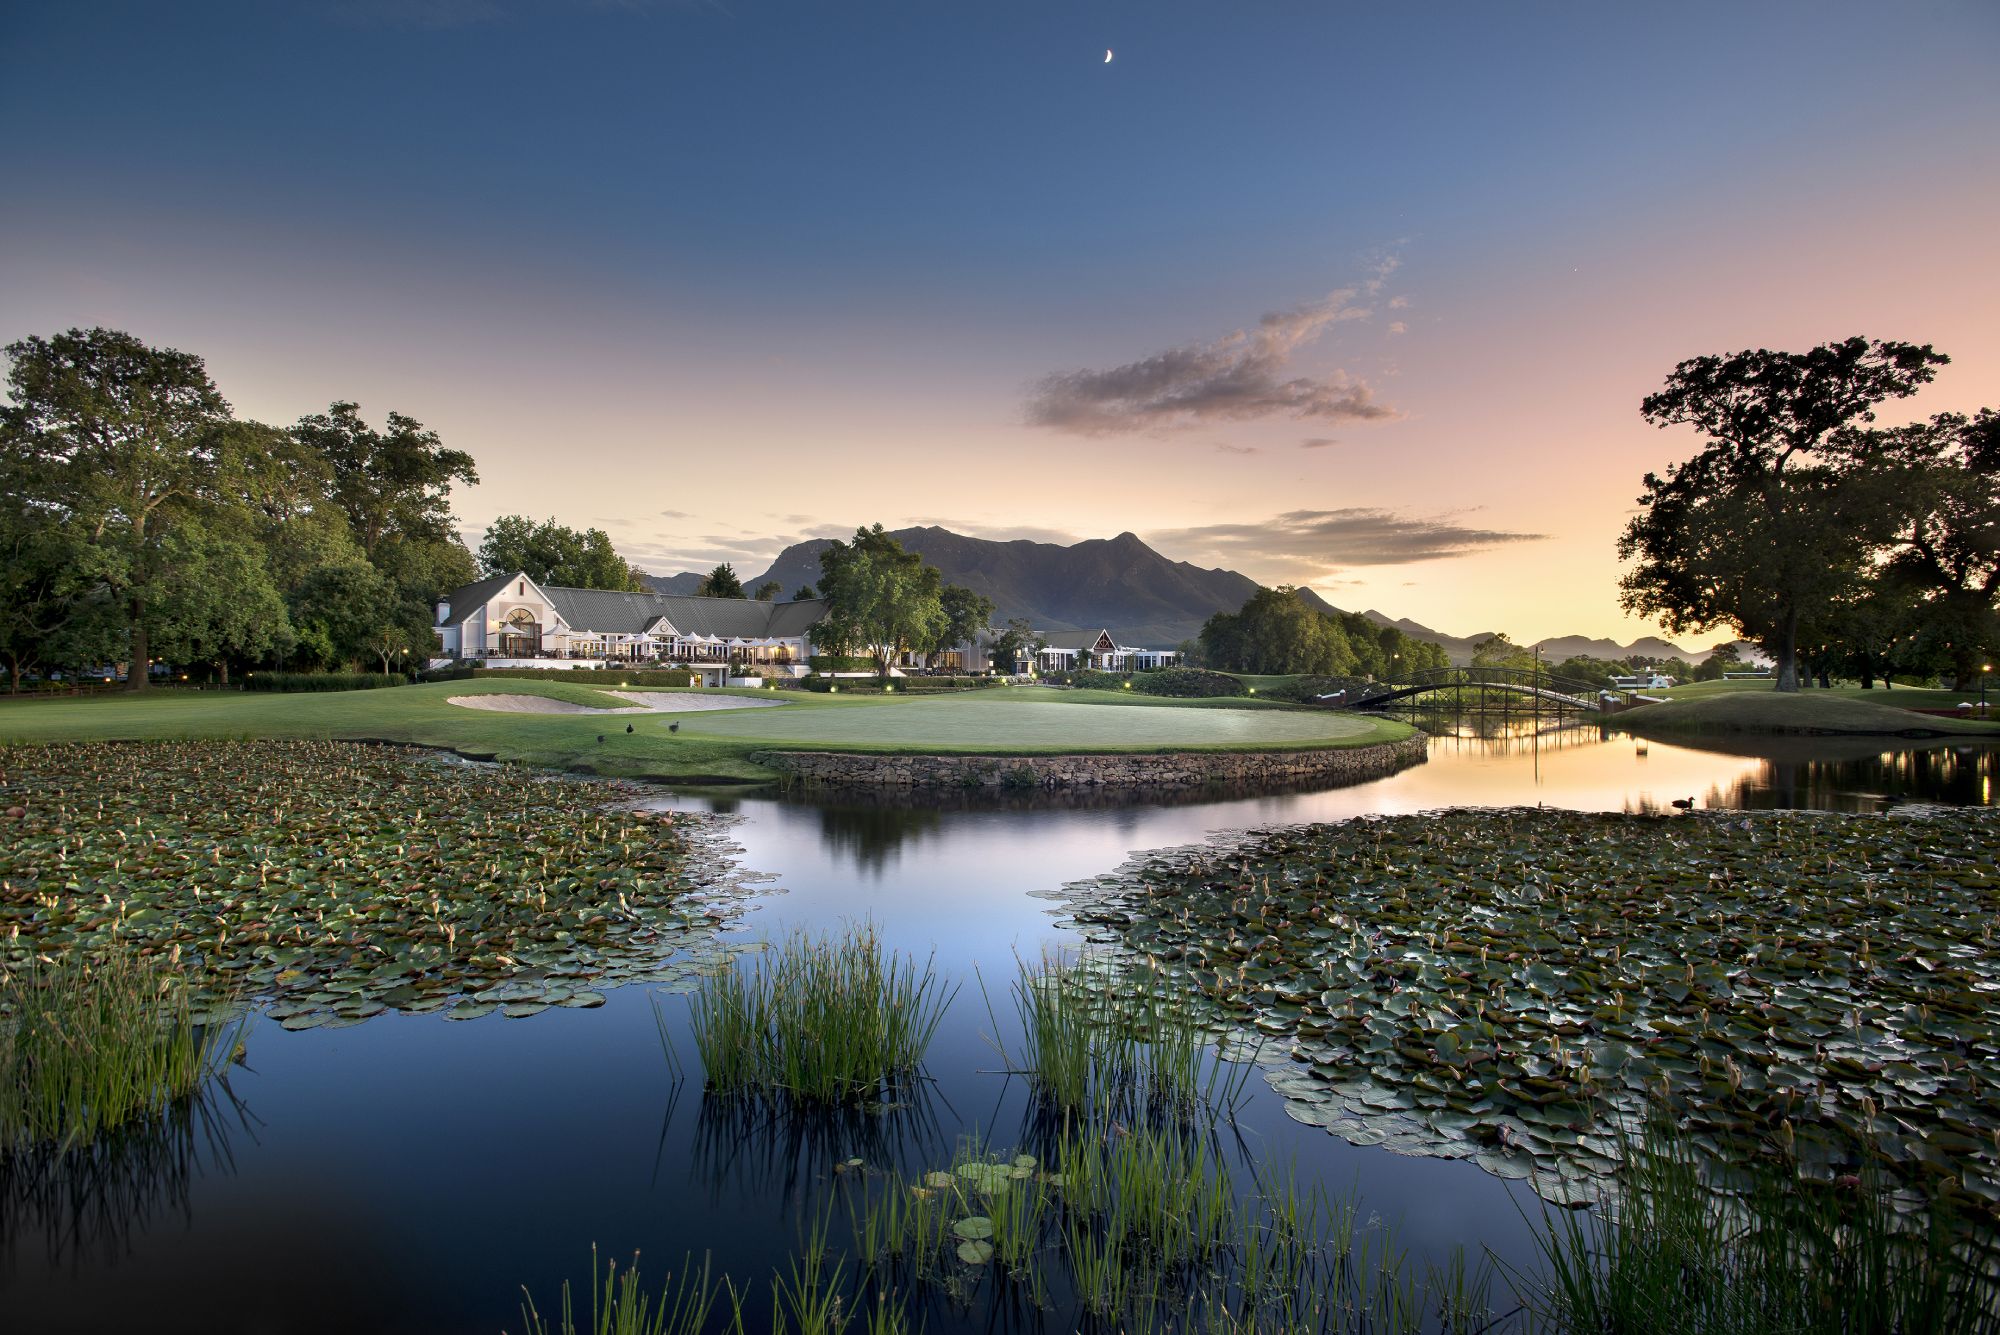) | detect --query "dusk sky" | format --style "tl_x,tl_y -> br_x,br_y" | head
5,0 -> 1996,645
